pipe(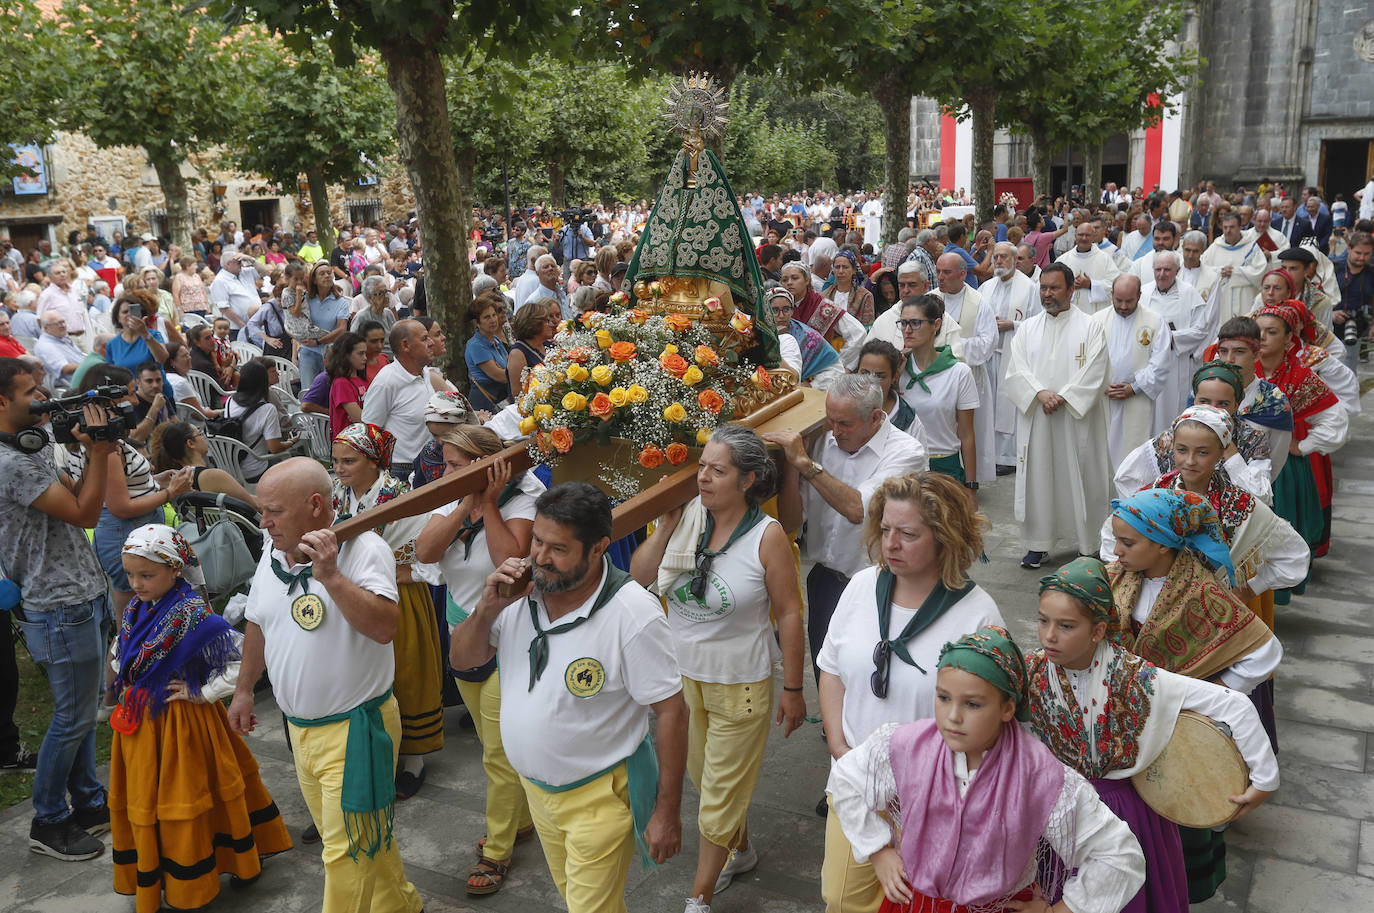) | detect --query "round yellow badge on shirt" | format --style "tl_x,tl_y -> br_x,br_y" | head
564,657 -> 605,698
292,593 -> 326,631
